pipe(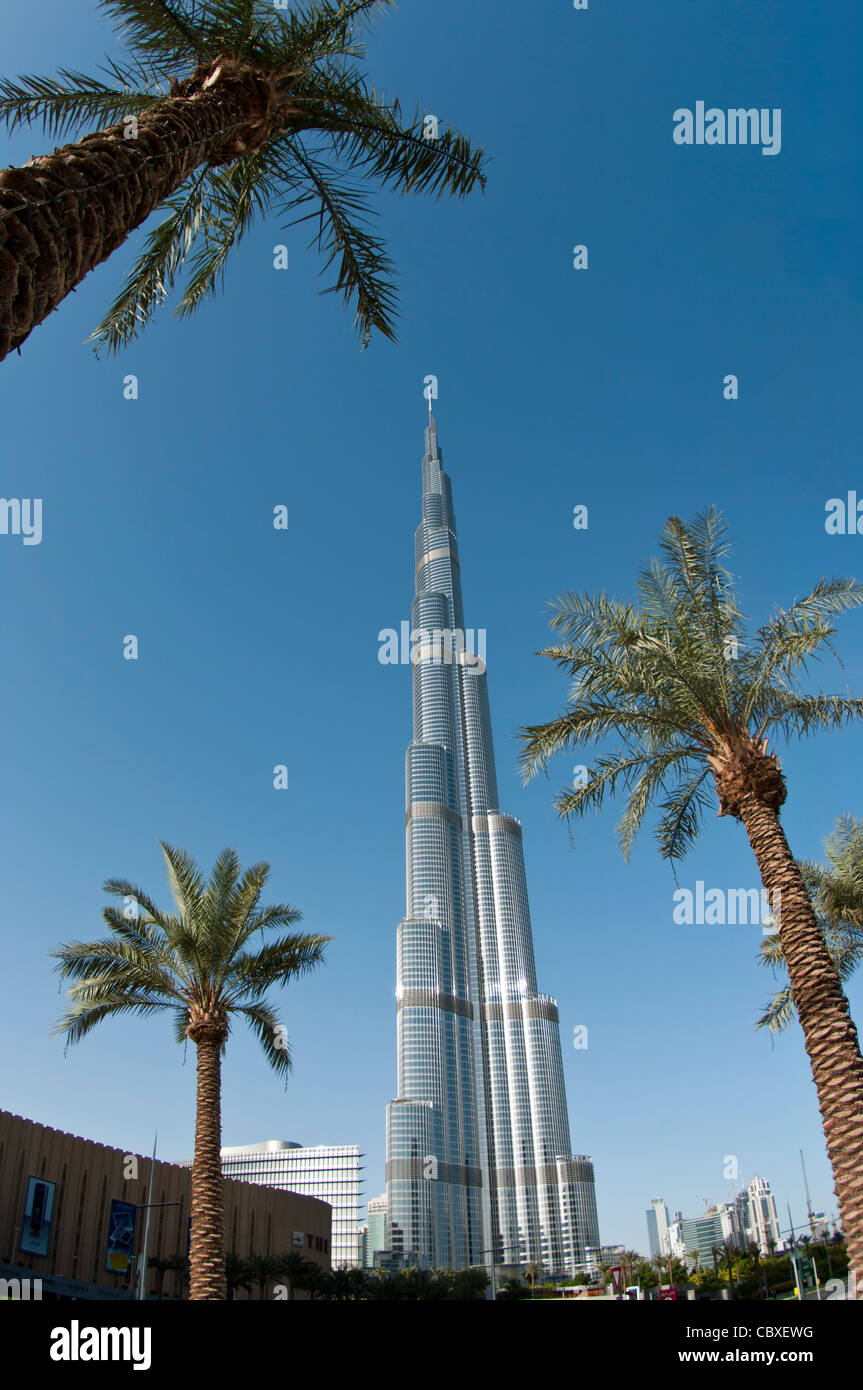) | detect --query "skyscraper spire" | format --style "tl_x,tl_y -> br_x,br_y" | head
385,411 -> 599,1277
